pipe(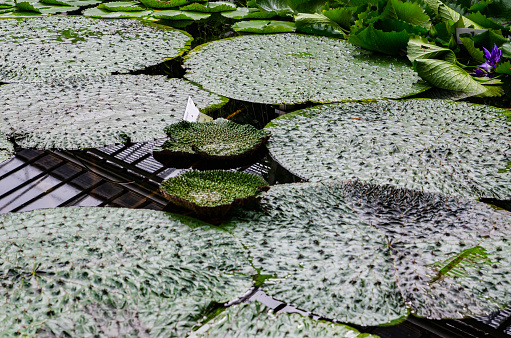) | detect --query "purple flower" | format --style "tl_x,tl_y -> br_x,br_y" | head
471,44 -> 502,78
